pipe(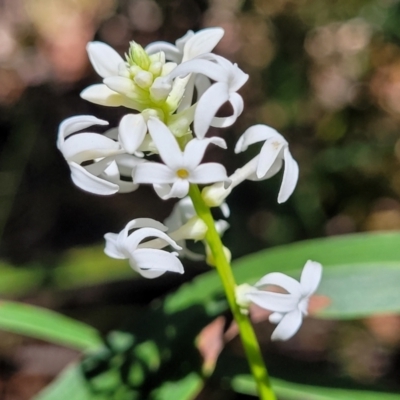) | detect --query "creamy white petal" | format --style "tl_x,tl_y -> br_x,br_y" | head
300,261 -> 323,297
125,226 -> 180,251
194,82 -> 230,139
80,84 -> 145,110
104,76 -> 136,97
245,290 -> 300,313
123,218 -> 168,234
183,137 -> 226,170
104,233 -> 125,259
69,162 -> 119,195
134,162 -> 176,184
153,183 -> 172,199
118,114 -> 147,154
256,140 -> 285,179
87,41 -> 124,78
271,310 -> 303,341
211,92 -> 244,129
190,163 -> 228,184
182,28 -> 224,62
165,179 -> 190,199
147,118 -> 183,169
194,74 -> 211,98
235,124 -> 282,154
61,133 -> 121,163
145,42 -> 181,62
255,272 -> 302,297
130,248 -> 184,277
277,148 -> 299,204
